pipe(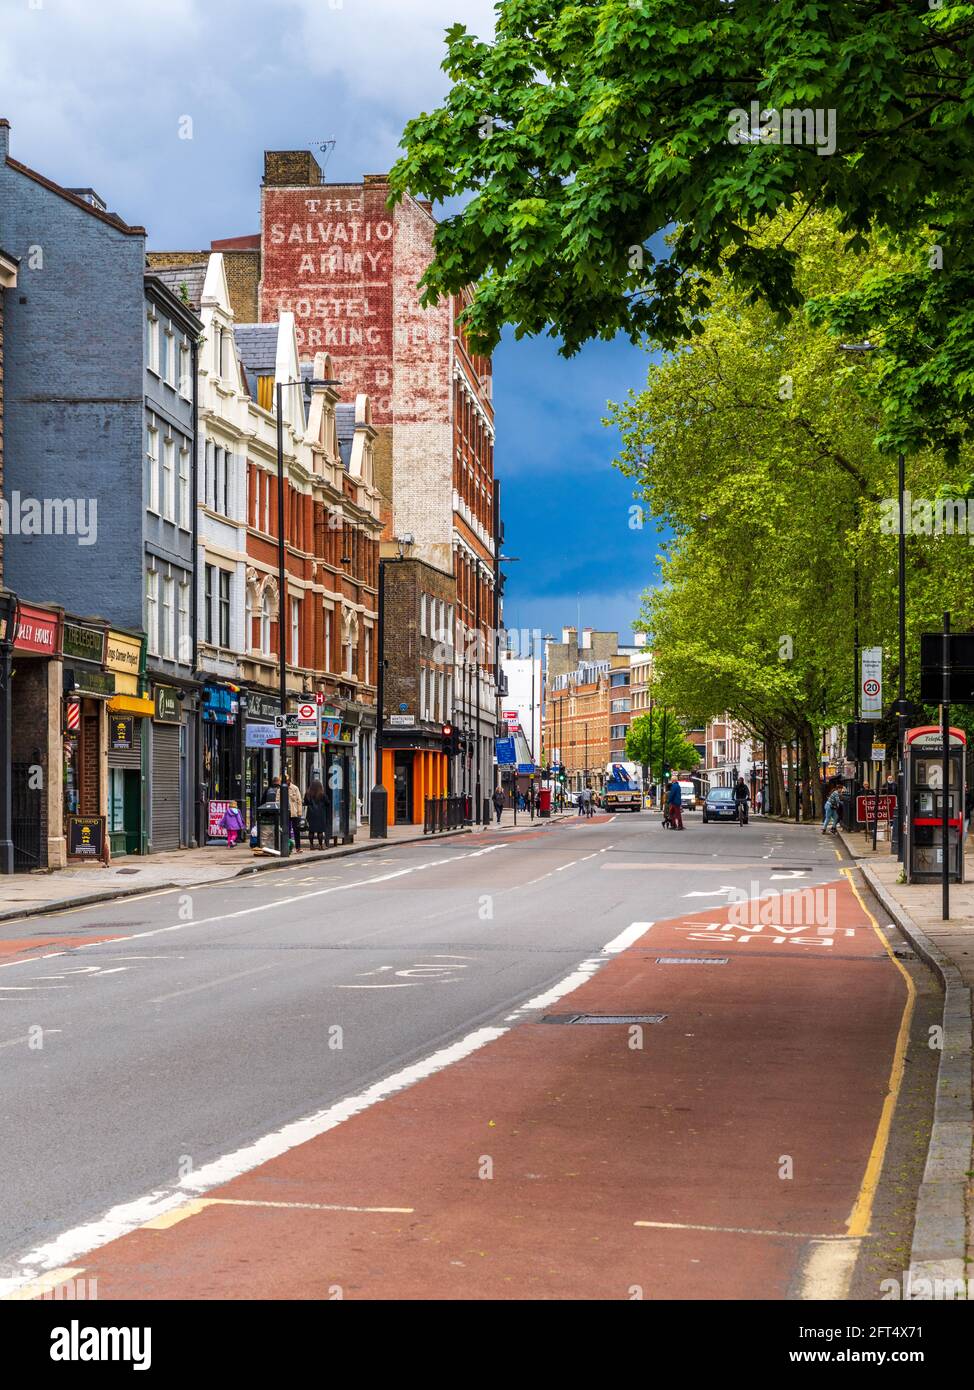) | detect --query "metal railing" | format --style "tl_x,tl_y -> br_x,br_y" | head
424,795 -> 466,834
